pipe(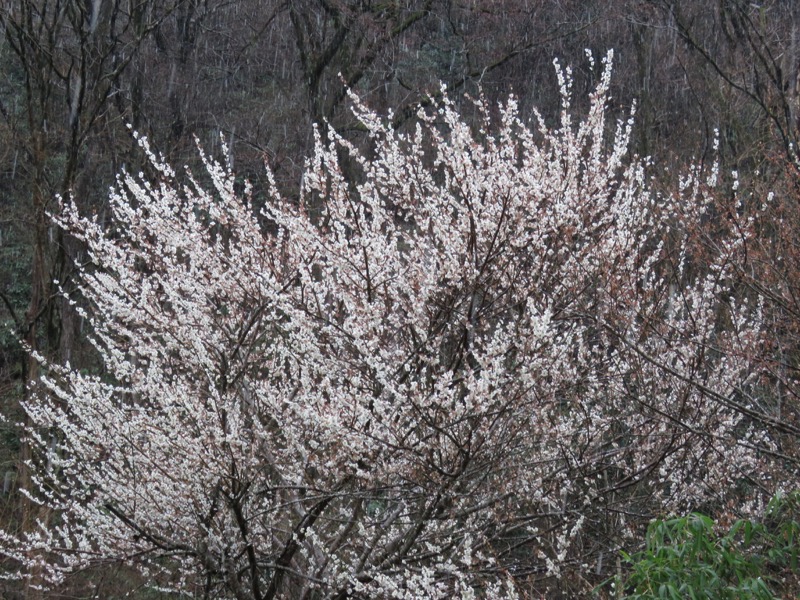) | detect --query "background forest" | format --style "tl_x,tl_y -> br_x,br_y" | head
3,1 -> 800,598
